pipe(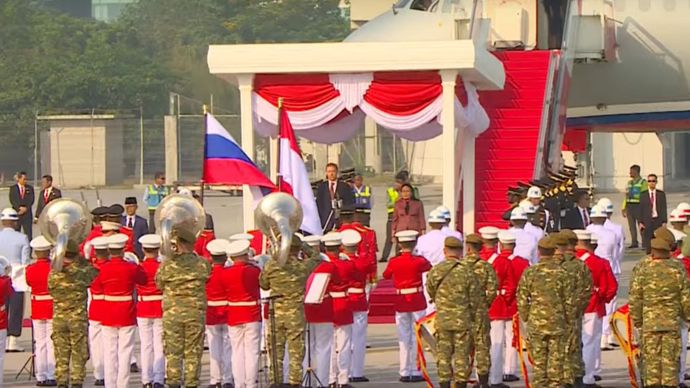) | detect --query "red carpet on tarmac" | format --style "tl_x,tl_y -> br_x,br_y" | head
368,279 -> 396,324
